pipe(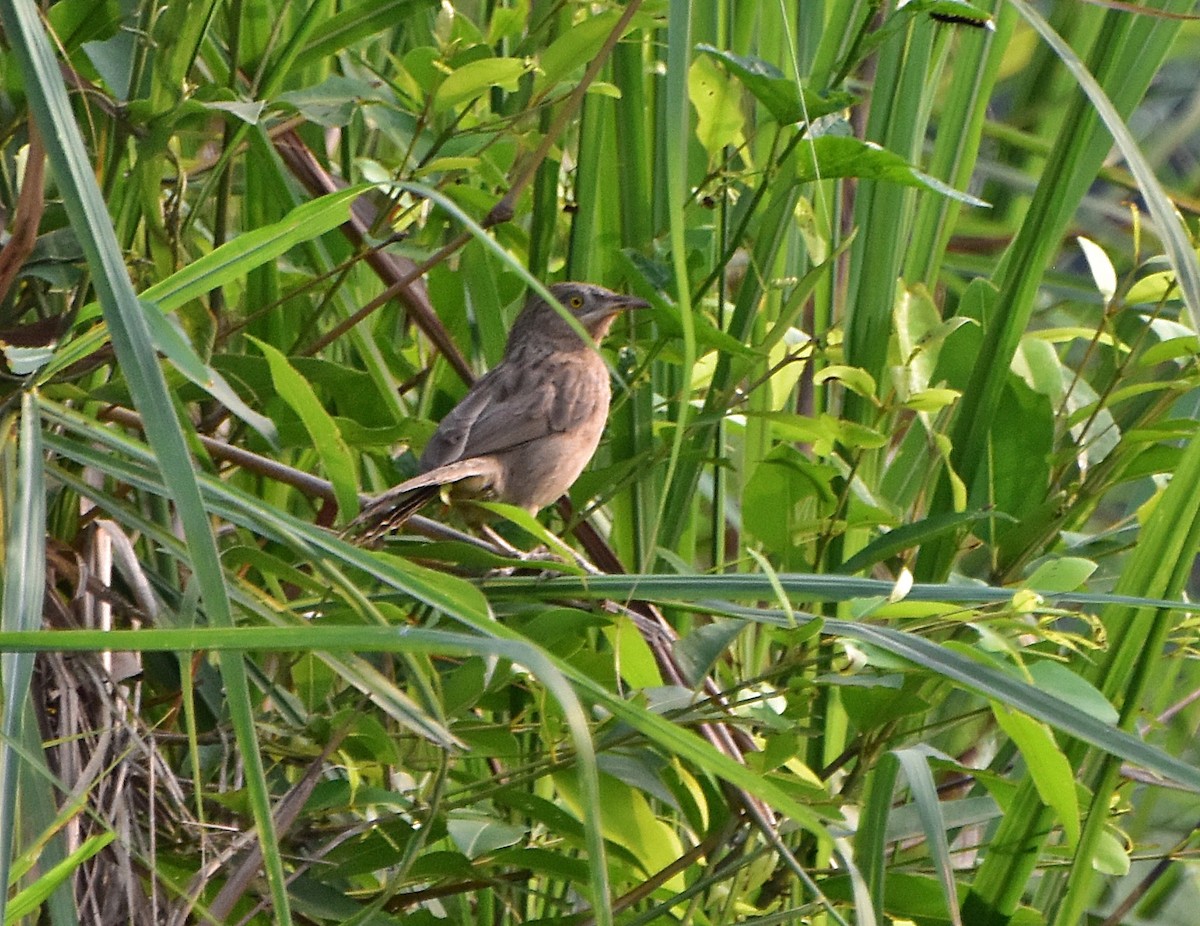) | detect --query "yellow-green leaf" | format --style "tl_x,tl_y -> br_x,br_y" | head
249,337 -> 359,519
